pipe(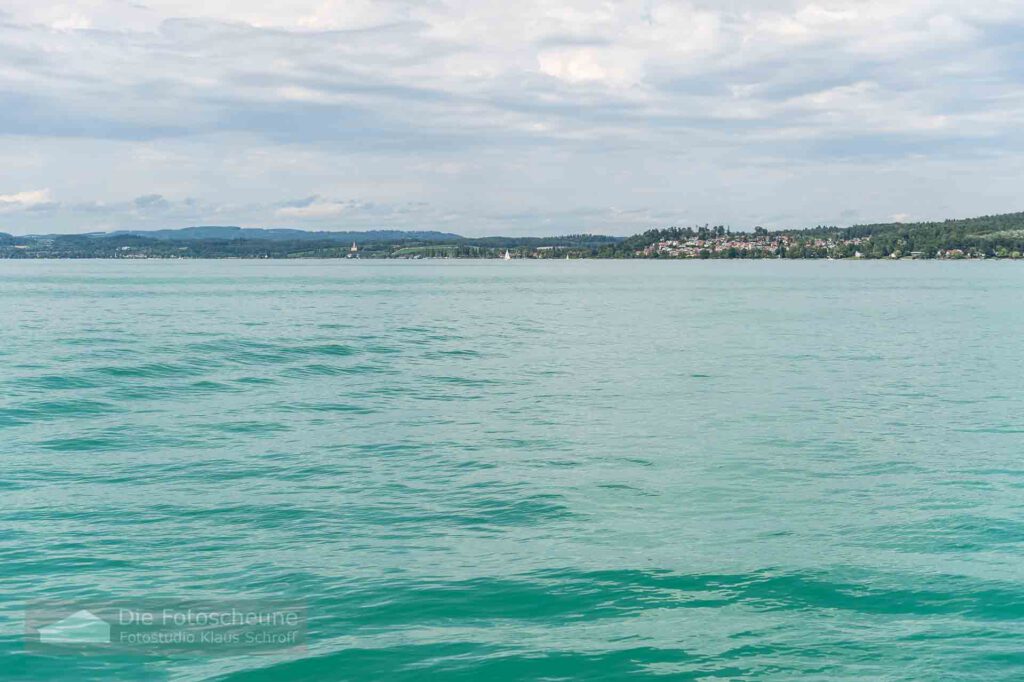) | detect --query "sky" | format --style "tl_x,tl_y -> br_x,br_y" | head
2,1 -> 1024,236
